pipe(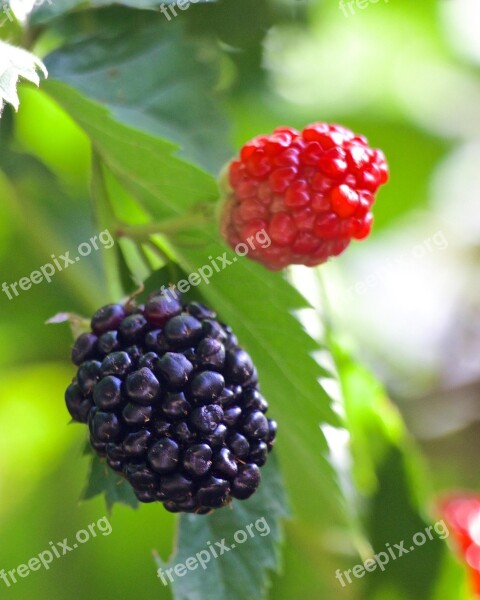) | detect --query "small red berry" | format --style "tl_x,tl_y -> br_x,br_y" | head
439,493 -> 480,597
219,122 -> 389,270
